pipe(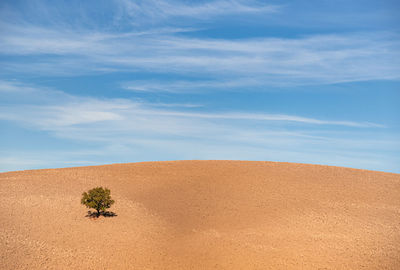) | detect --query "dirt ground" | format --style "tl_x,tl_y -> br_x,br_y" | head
1,160 -> 399,269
